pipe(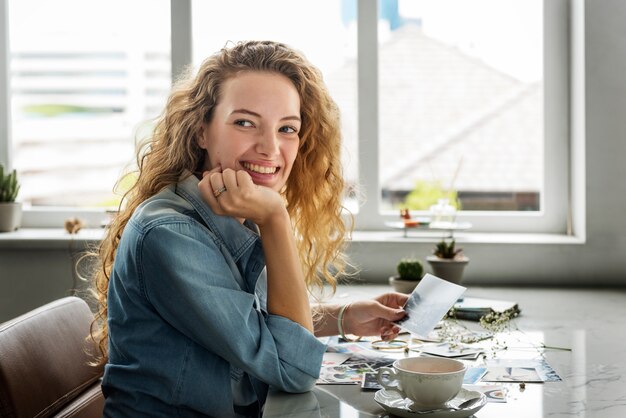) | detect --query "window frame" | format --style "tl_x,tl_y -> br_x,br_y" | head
354,0 -> 573,234
0,0 -> 11,170
0,0 -> 188,229
1,0 -> 578,236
